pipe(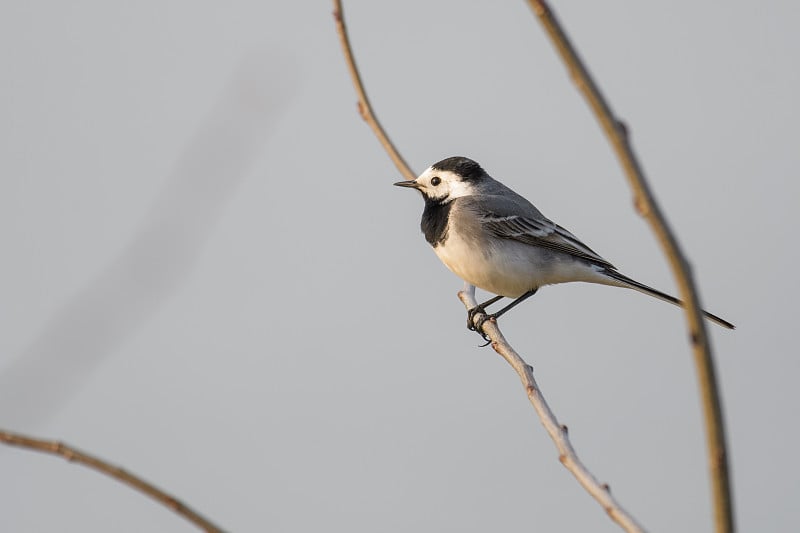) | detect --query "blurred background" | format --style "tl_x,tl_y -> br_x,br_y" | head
1,1 -> 798,531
